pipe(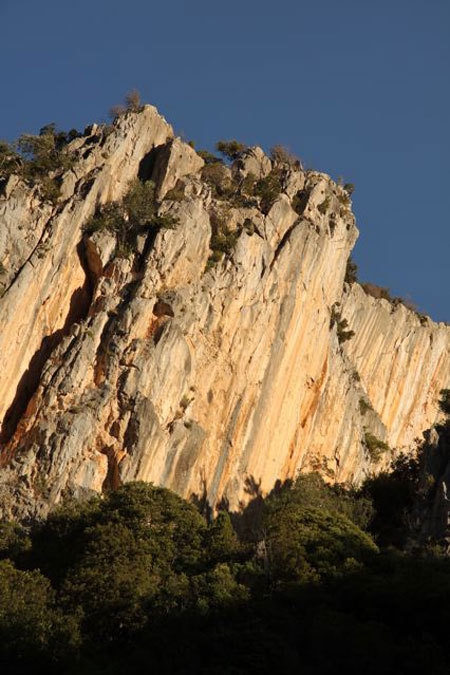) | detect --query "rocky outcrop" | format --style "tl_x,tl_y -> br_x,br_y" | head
0,105 -> 448,520
341,284 -> 450,452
